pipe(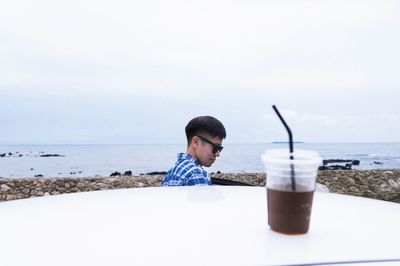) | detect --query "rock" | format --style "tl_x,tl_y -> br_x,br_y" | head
6,194 -> 16,200
320,159 -> 362,170
211,171 -> 222,175
145,171 -> 167,175
16,193 -> 25,199
388,179 -> 399,190
349,186 -> 359,192
346,177 -> 356,185
1,170 -> 399,203
1,184 -> 12,192
7,182 -> 15,188
39,154 -> 65,157
68,188 -> 80,193
110,172 -> 121,177
323,159 -> 359,165
123,171 -> 132,176
97,183 -> 107,189
319,164 -> 352,170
